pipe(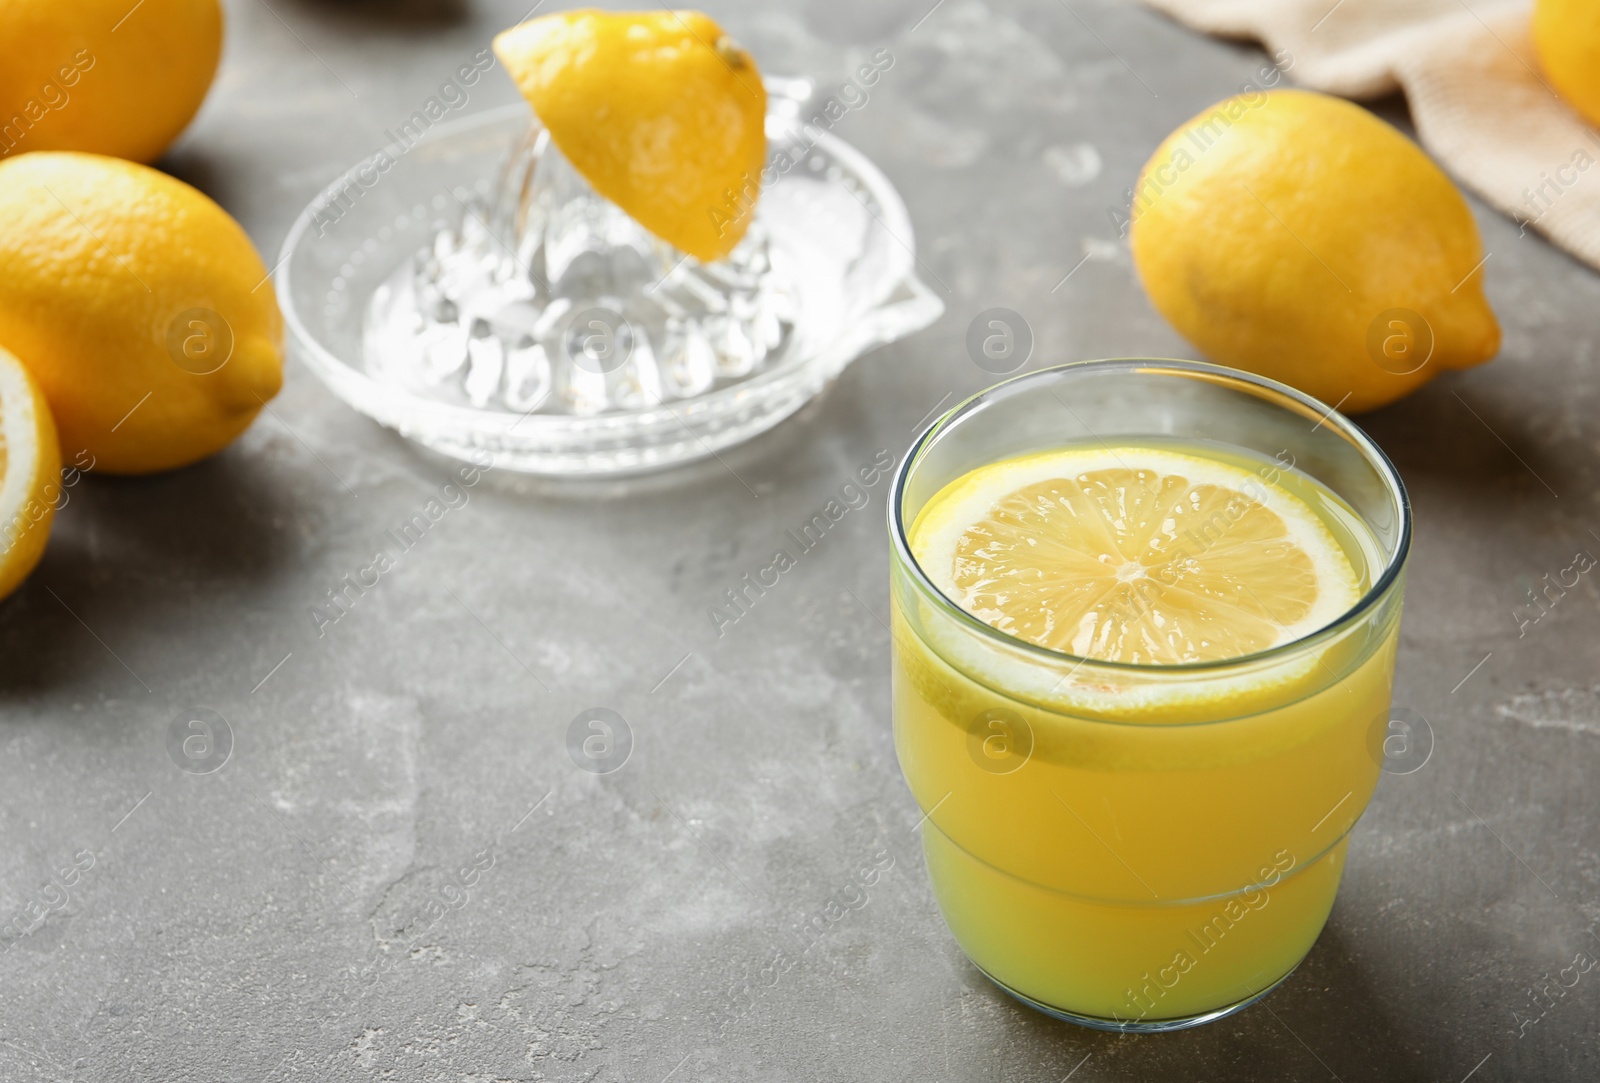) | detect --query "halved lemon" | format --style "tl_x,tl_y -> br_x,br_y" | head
0,345 -> 61,601
909,447 -> 1361,666
493,10 -> 767,263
